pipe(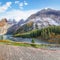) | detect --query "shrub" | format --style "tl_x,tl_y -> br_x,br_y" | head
31,38 -> 35,43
